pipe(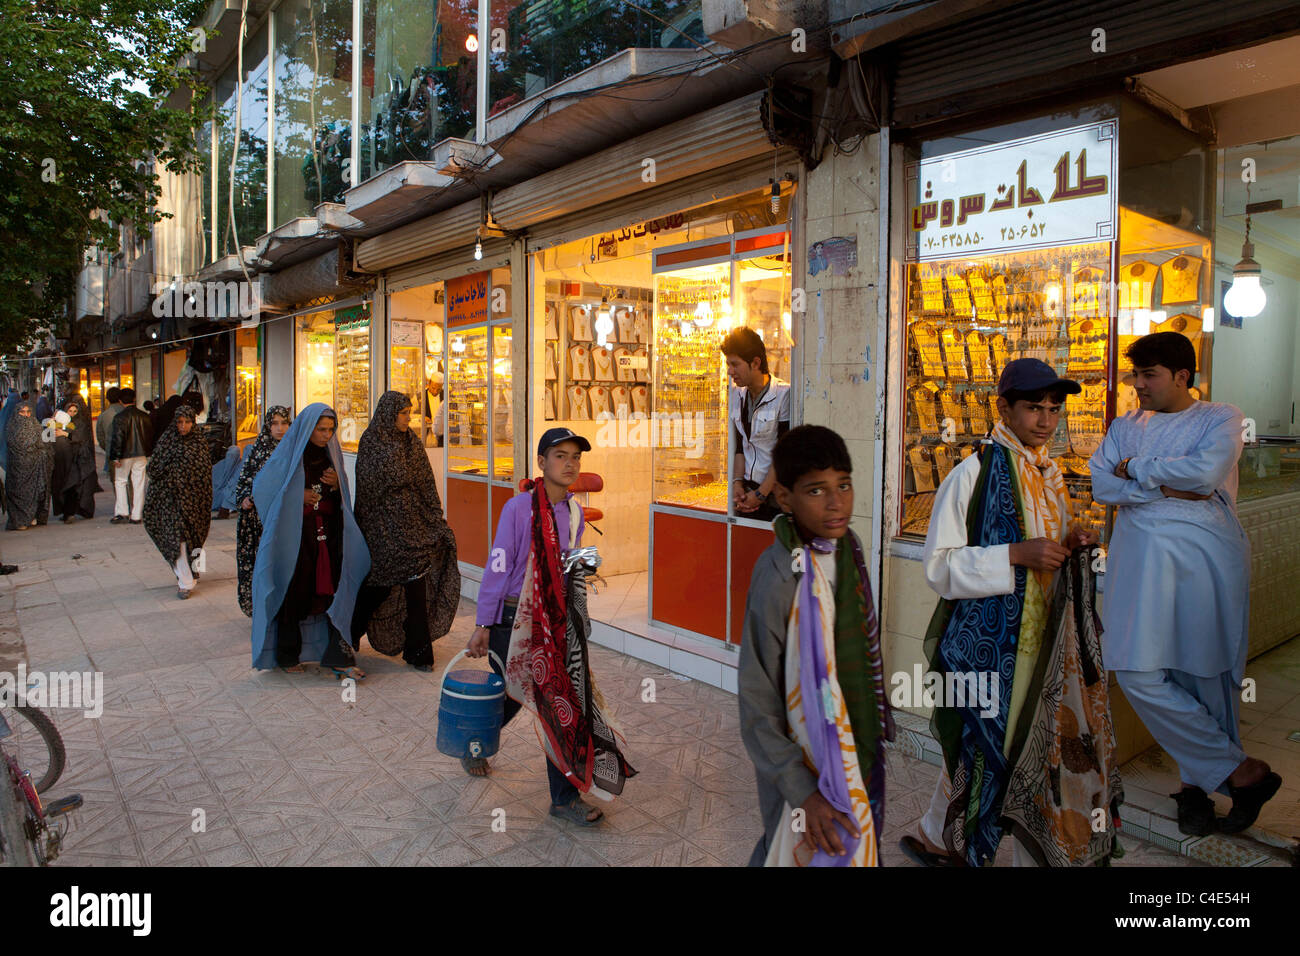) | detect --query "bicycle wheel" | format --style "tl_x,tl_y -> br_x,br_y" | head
6,707 -> 65,794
